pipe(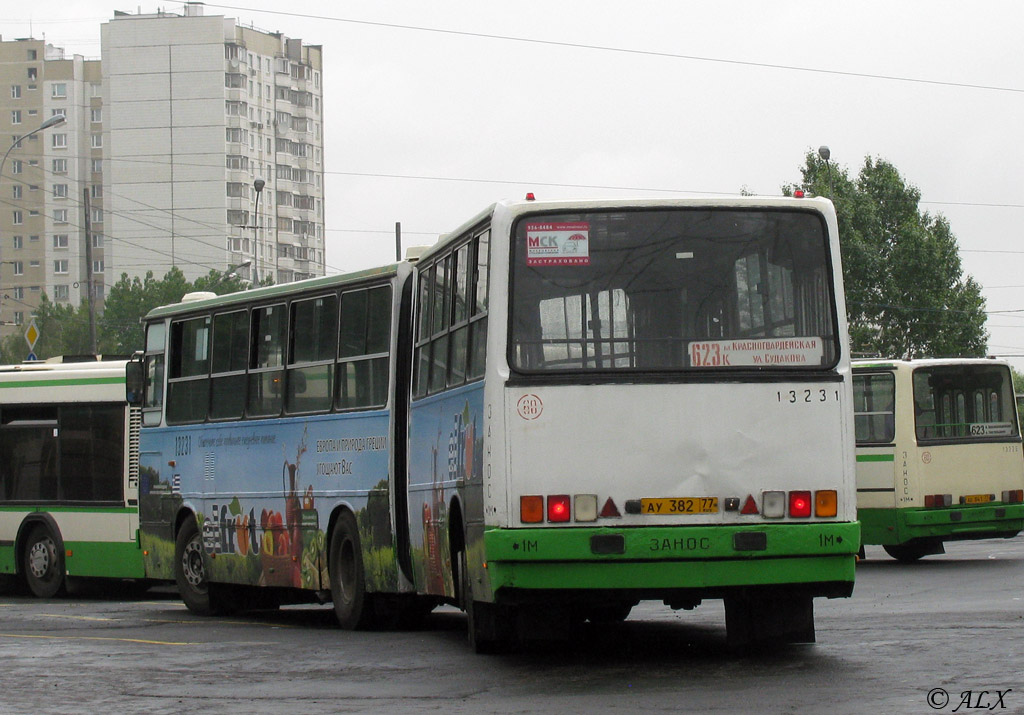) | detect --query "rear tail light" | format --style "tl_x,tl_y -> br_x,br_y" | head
547,495 -> 571,522
789,491 -> 812,518
924,494 -> 952,508
574,494 -> 598,522
815,490 -> 837,517
762,491 -> 786,518
1001,489 -> 1024,504
520,495 -> 543,523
